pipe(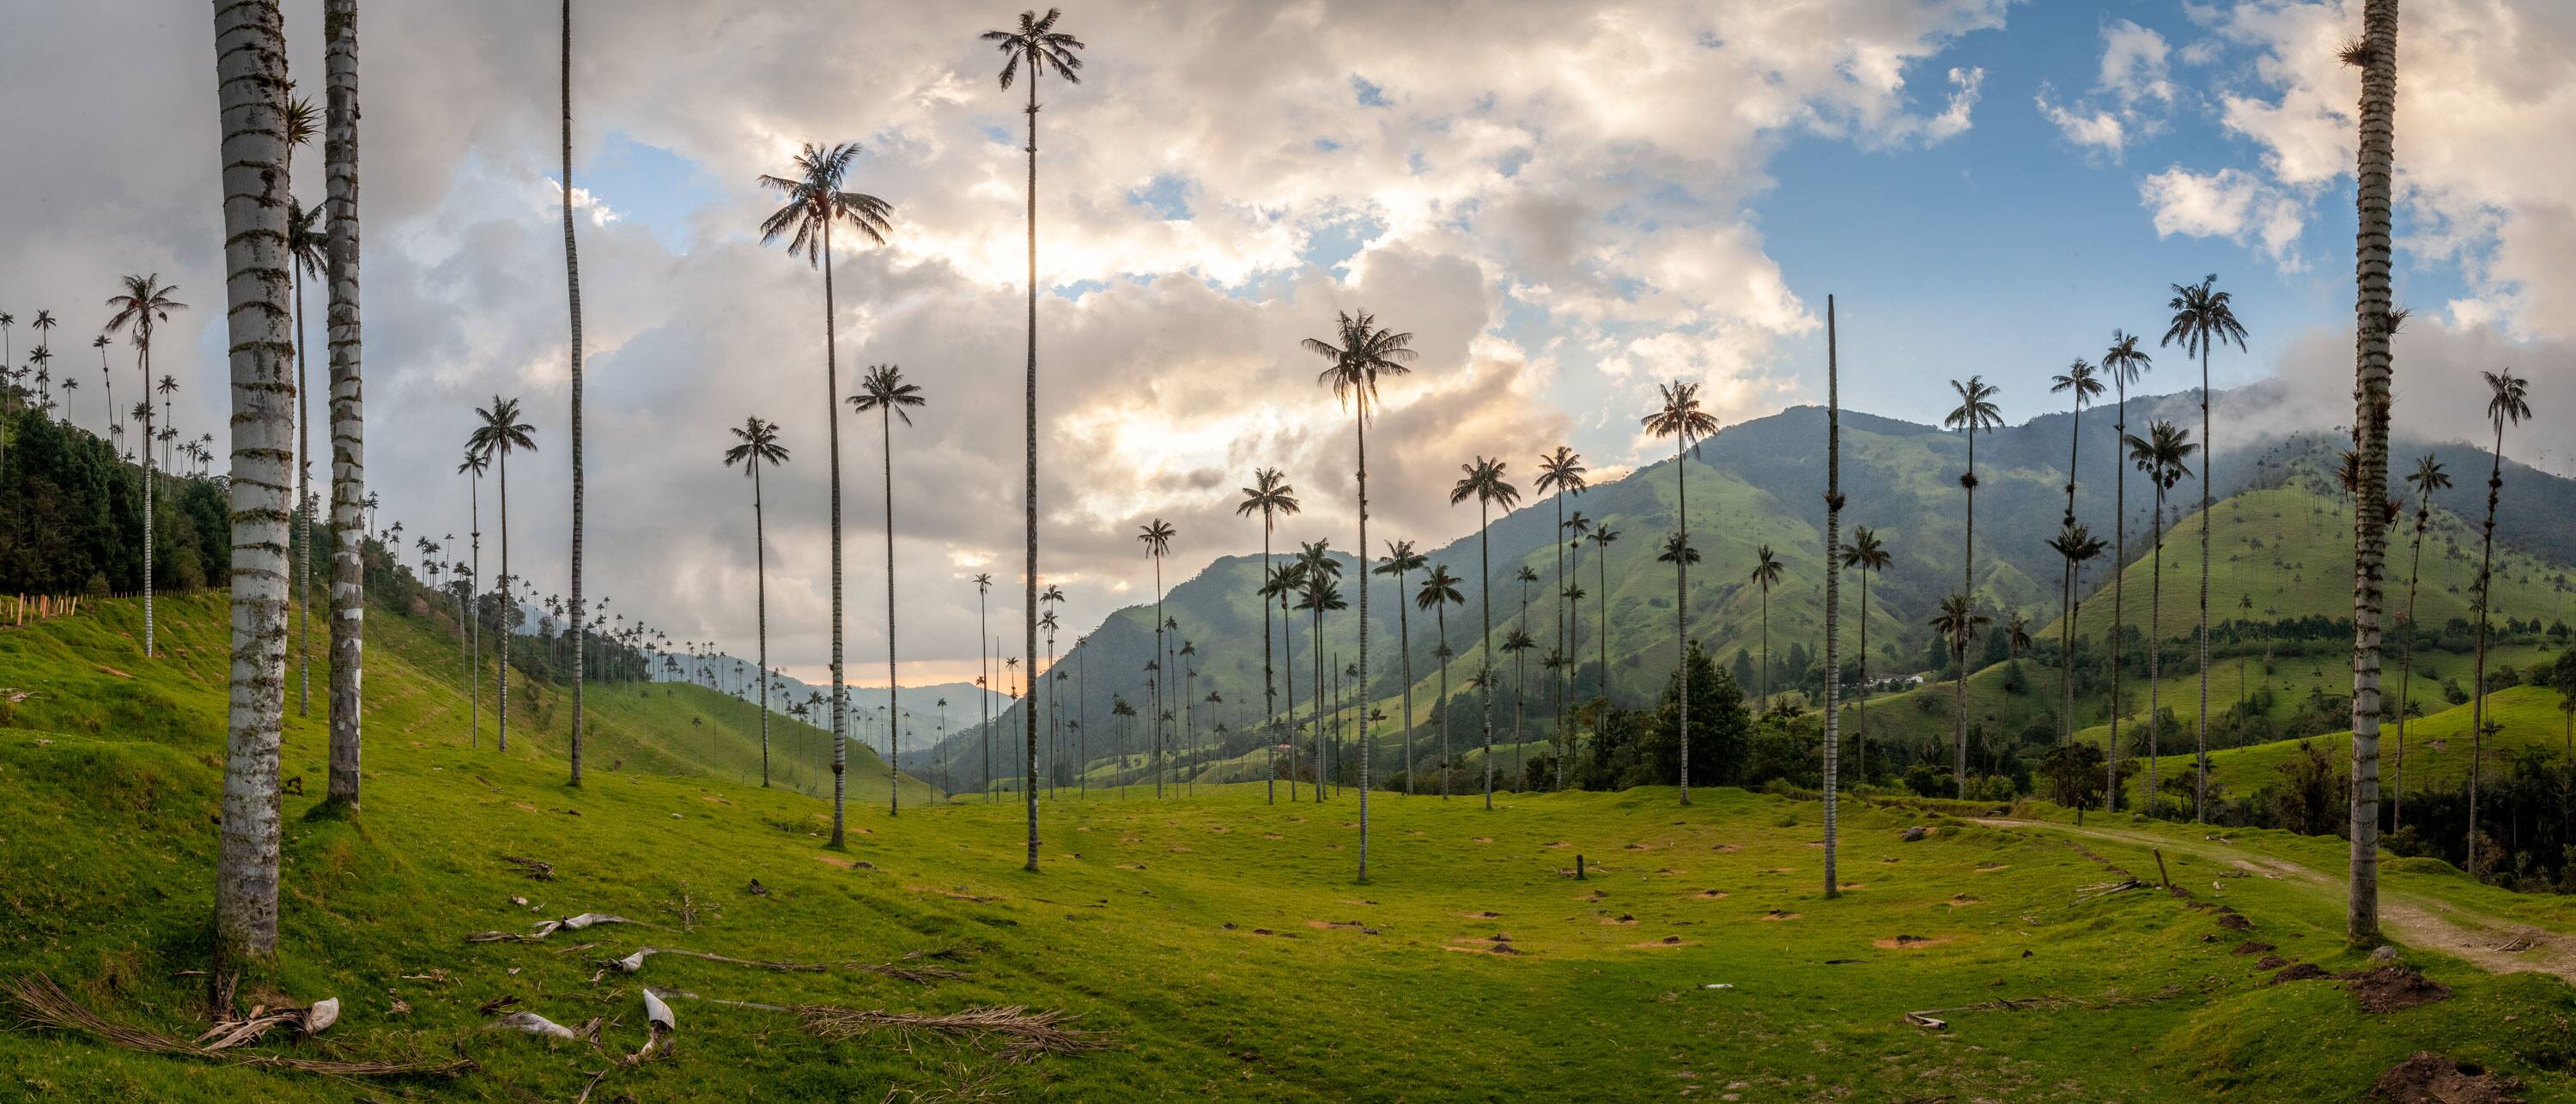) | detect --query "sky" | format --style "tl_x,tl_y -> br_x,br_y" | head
4,0 -> 2573,688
